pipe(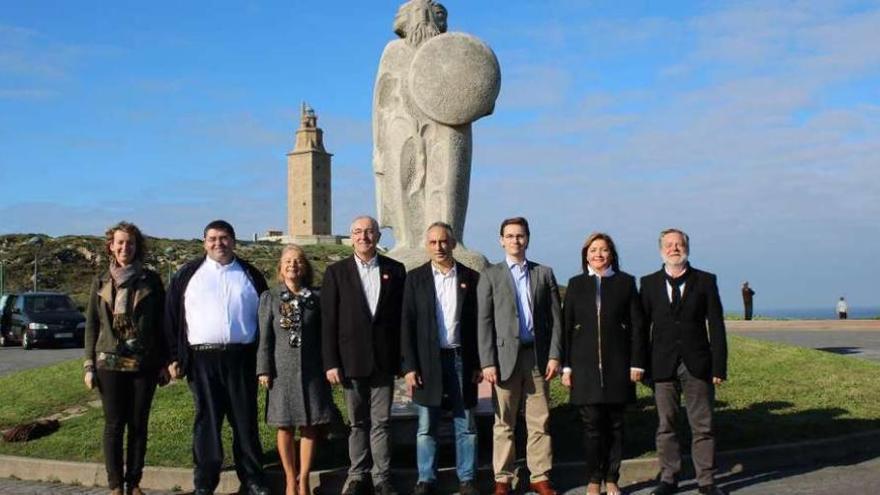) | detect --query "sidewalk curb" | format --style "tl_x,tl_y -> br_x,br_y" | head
2,429 -> 879,493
